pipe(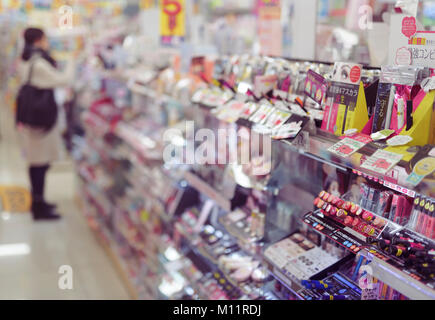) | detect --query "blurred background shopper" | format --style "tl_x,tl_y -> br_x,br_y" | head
16,27 -> 75,221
